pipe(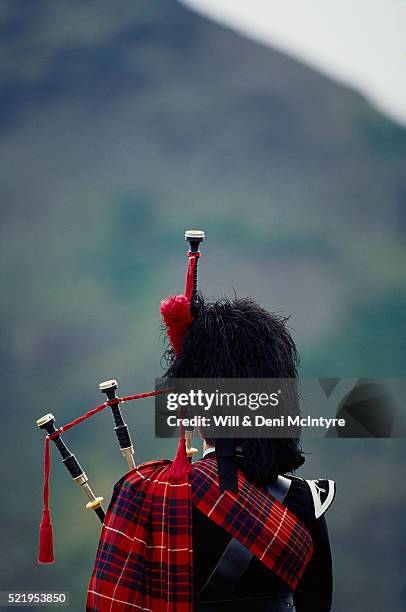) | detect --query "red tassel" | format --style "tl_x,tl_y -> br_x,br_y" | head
160,253 -> 199,355
38,508 -> 54,564
160,295 -> 192,356
167,438 -> 192,482
38,437 -> 54,564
